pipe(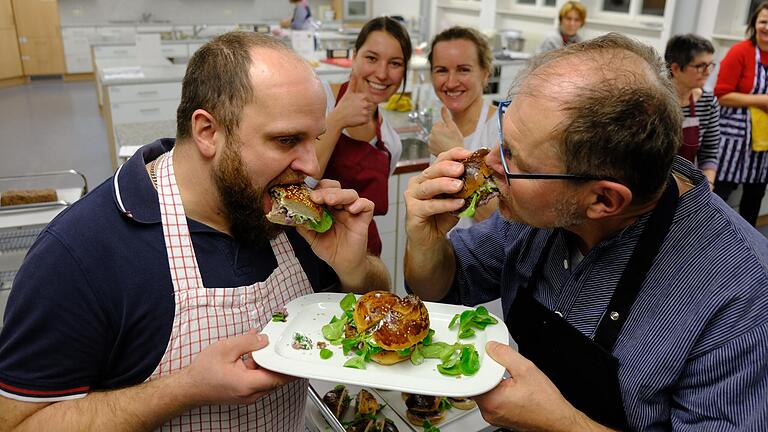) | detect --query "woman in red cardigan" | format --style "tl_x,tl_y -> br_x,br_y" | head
714,1 -> 768,226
